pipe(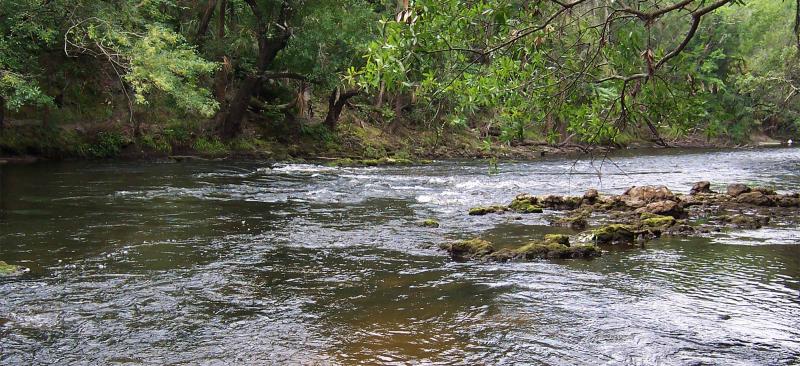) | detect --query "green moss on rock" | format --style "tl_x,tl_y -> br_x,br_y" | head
515,242 -> 600,260
509,202 -> 543,213
421,218 -> 440,228
440,238 -> 495,259
0,261 -> 24,276
544,234 -> 570,245
469,205 -> 508,216
641,214 -> 676,228
509,194 -> 541,213
591,224 -> 636,245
